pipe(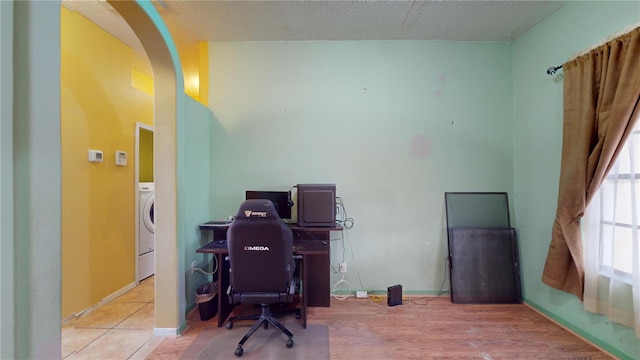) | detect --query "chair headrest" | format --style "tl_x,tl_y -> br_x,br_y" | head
235,199 -> 280,220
